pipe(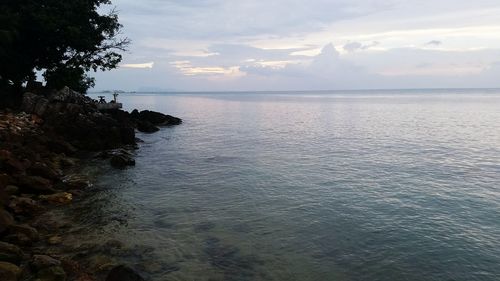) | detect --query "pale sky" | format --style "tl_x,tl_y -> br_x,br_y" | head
93,0 -> 500,91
